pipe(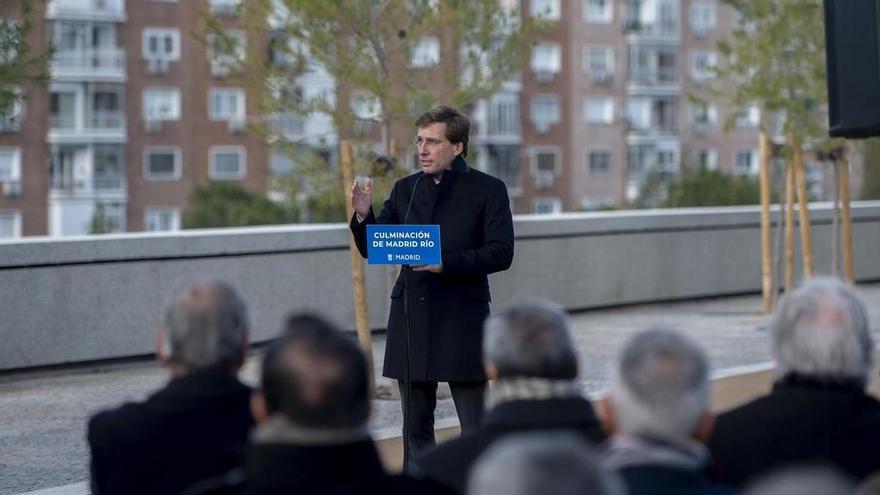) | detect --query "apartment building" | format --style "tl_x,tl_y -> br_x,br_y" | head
0,0 -> 827,238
